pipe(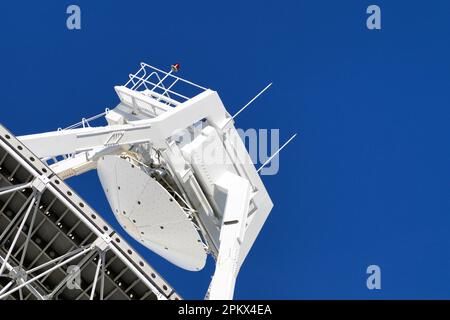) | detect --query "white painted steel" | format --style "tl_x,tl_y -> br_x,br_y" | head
9,62 -> 288,300
97,155 -> 206,271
